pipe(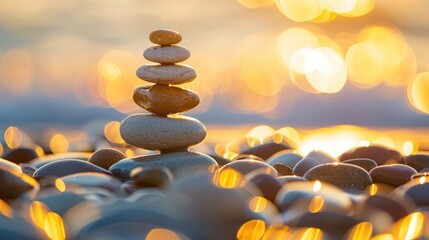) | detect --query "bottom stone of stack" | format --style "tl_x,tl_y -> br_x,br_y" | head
109,150 -> 218,180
